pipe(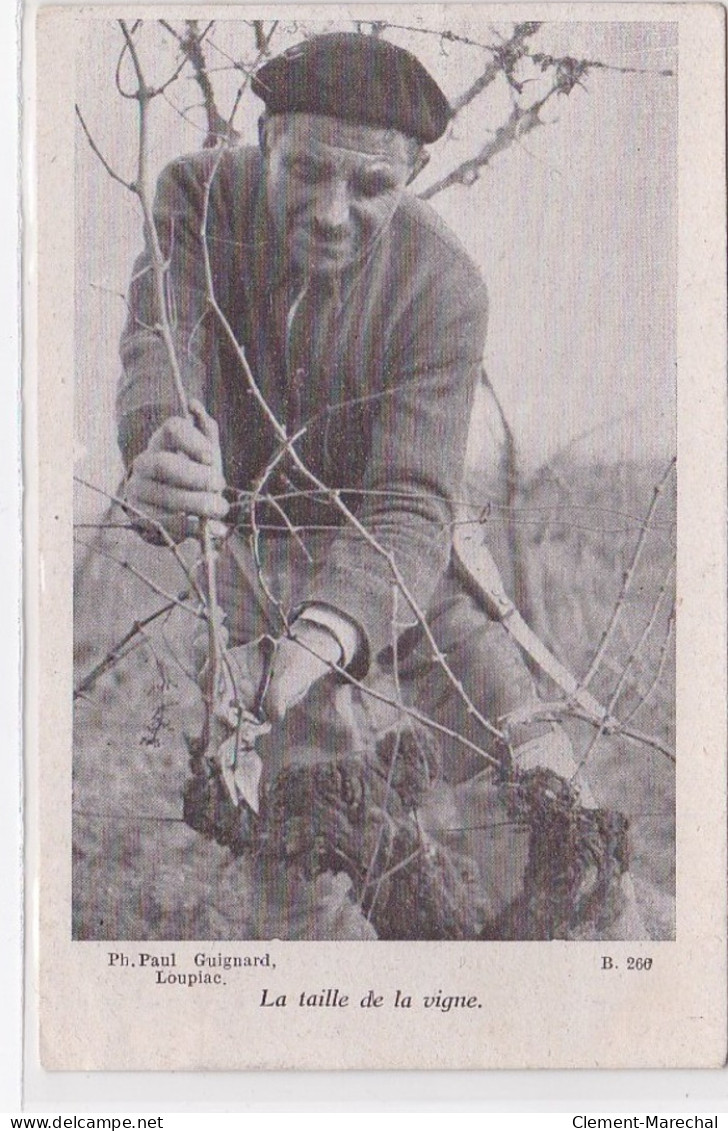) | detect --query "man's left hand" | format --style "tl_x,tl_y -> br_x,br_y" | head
264,623 -> 343,722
